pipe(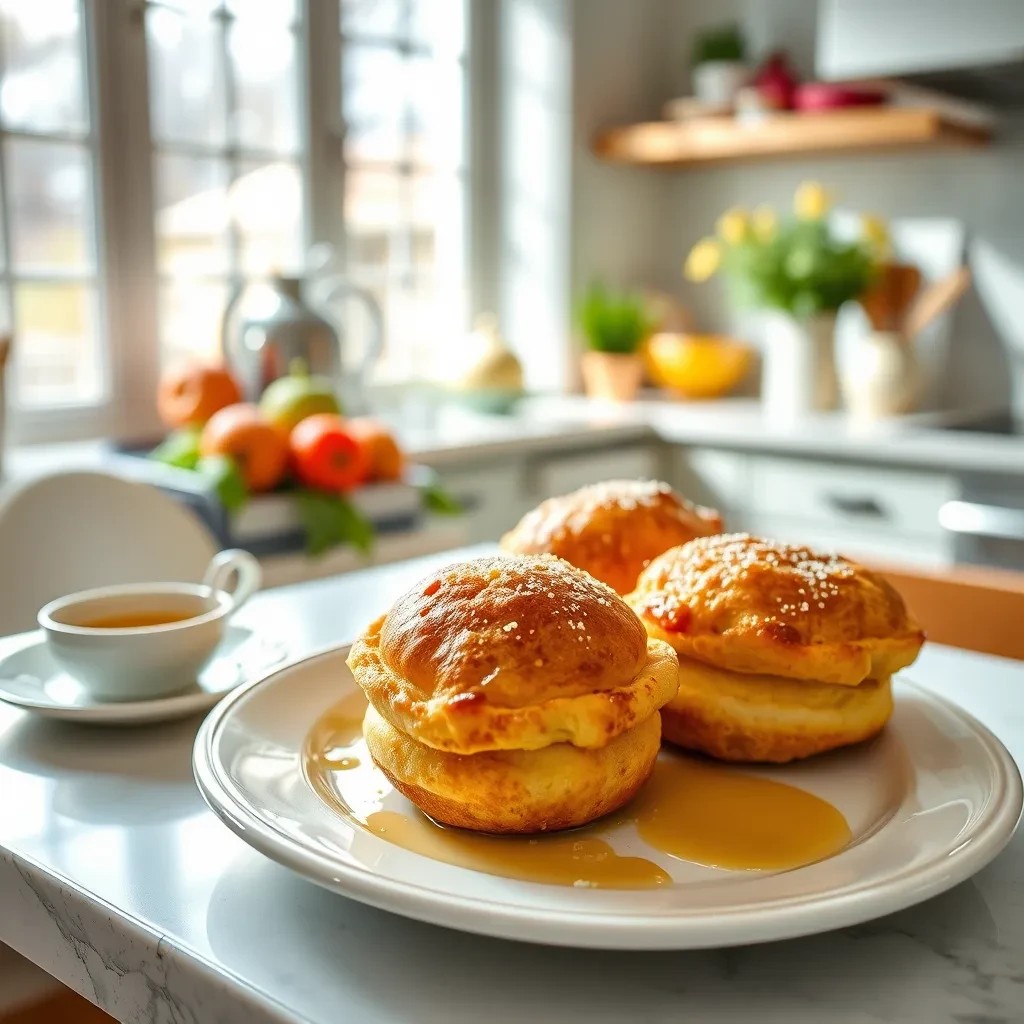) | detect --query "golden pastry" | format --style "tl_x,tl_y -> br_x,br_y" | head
347,554 -> 678,833
627,534 -> 924,763
500,479 -> 723,595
